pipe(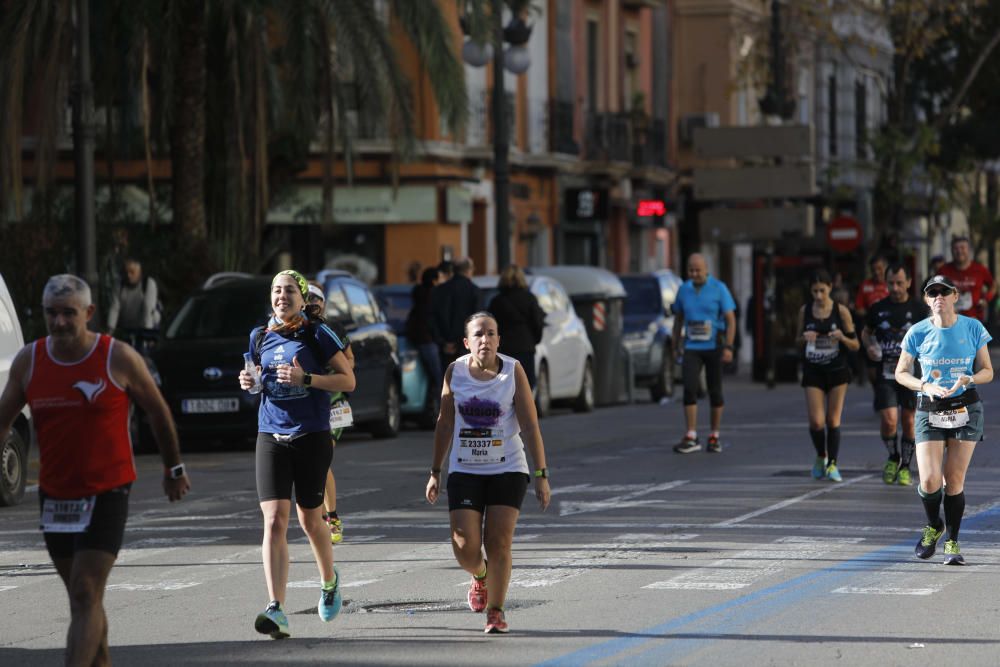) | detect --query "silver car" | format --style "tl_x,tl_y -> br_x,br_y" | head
0,272 -> 30,506
473,274 -> 595,417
